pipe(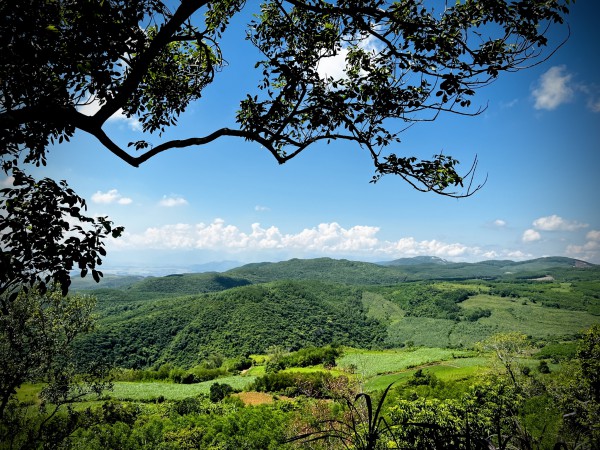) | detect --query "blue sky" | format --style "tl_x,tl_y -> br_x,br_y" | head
6,1 -> 599,271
